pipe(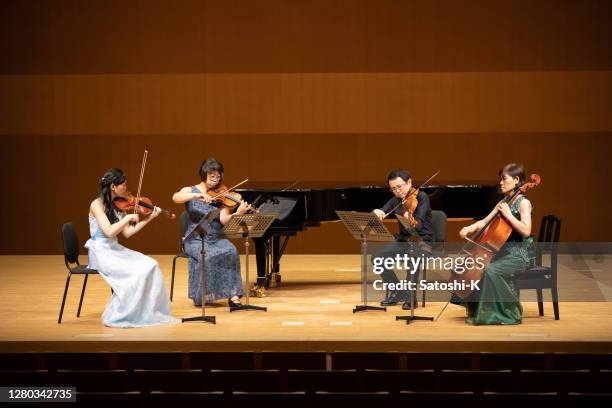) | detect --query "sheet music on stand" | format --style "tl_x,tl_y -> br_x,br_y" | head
336,211 -> 394,313
257,197 -> 297,221
223,213 -> 277,240
395,214 -> 433,255
223,213 -> 277,312
336,211 -> 395,243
